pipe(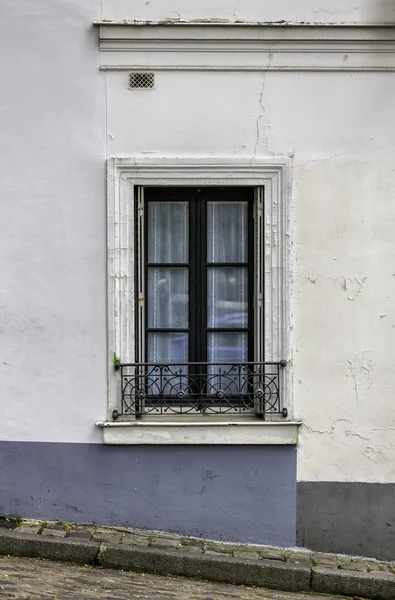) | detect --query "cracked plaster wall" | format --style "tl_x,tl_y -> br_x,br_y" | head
107,68 -> 395,483
294,159 -> 395,483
